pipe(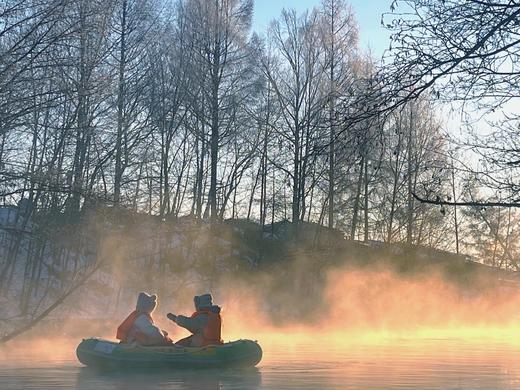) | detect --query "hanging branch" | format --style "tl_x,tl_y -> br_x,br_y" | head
0,262 -> 102,344
412,192 -> 520,208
